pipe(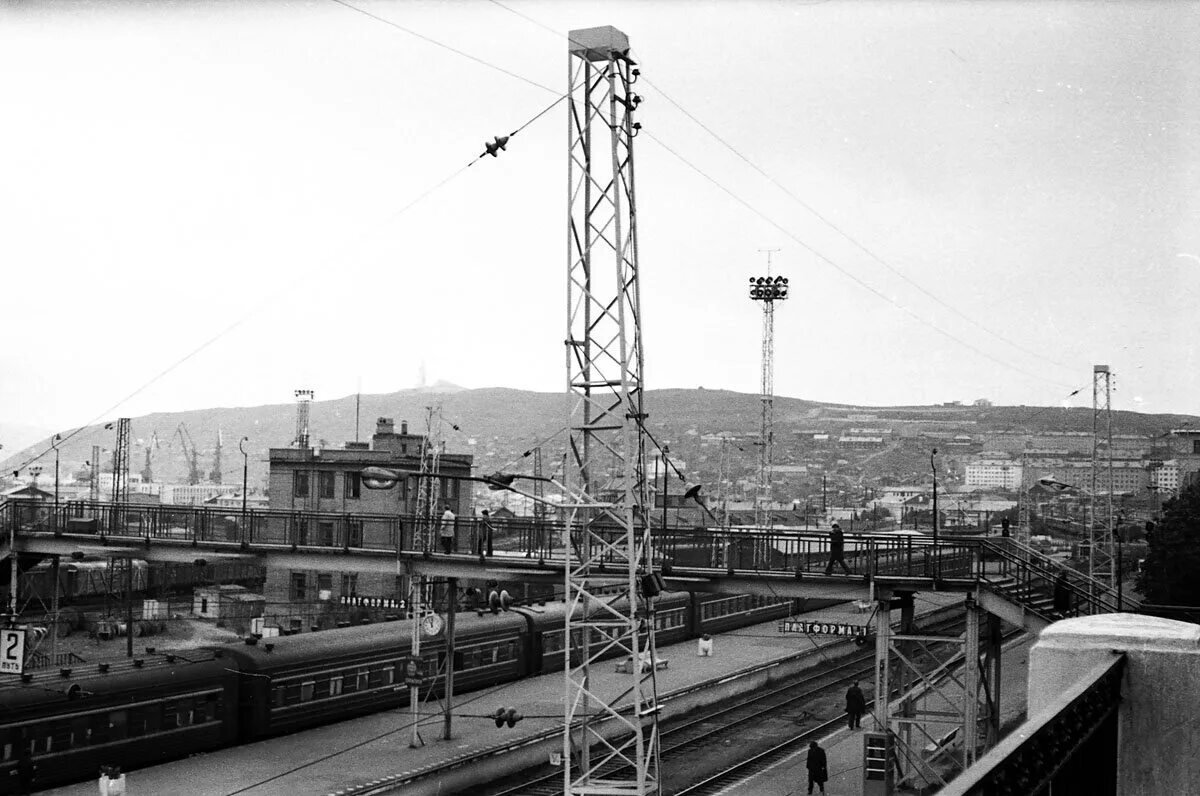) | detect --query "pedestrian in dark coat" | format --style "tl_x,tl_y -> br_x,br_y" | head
478,509 -> 495,558
806,740 -> 828,794
846,680 -> 867,729
824,522 -> 852,575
